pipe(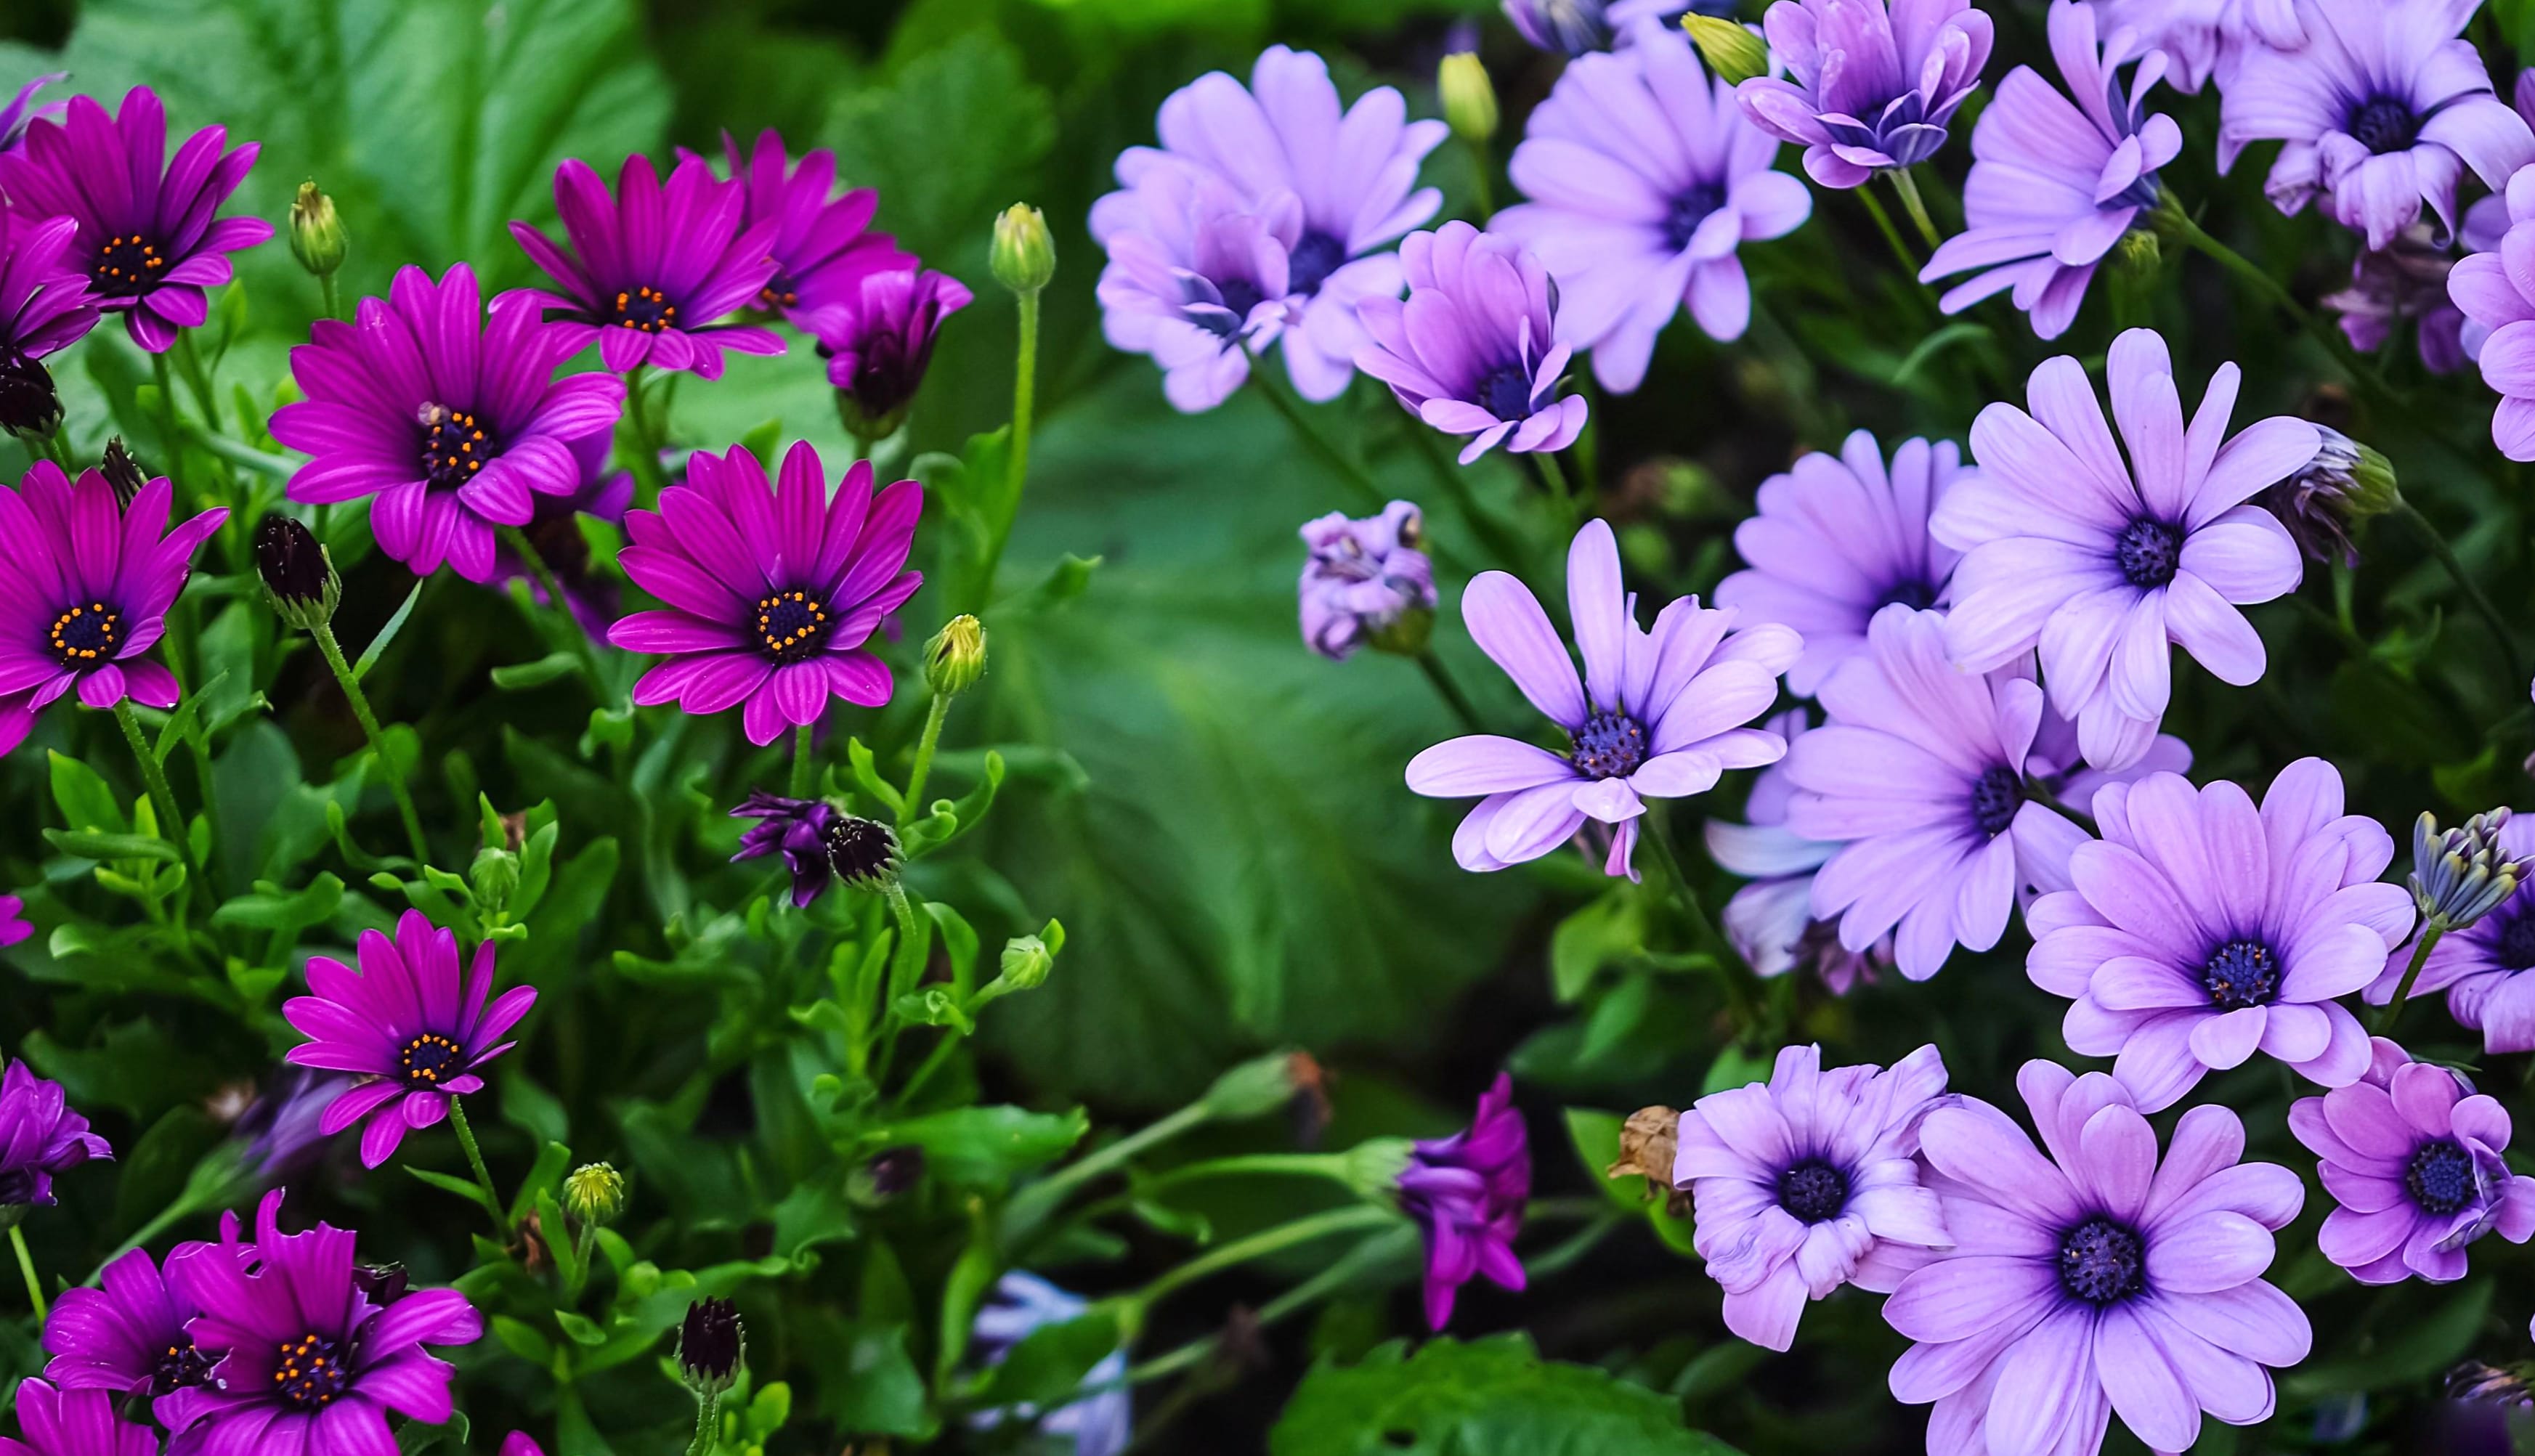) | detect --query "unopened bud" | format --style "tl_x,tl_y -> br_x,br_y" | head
2409,808 -> 2535,931
676,1297 -> 745,1398
924,614 -> 986,698
0,354 -> 62,440
990,203 -> 1055,296
2113,227 -> 2162,280
254,514 -> 341,630
100,439 -> 146,508
1682,14 -> 1770,86
849,1145 -> 925,1205
1438,53 -> 1498,145
289,182 -> 347,278
1199,1049 -> 1307,1121
564,1162 -> 628,1225
2260,426 -> 2399,568
997,931 -> 1054,991
1341,1136 -> 1416,1199
822,813 -> 902,893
